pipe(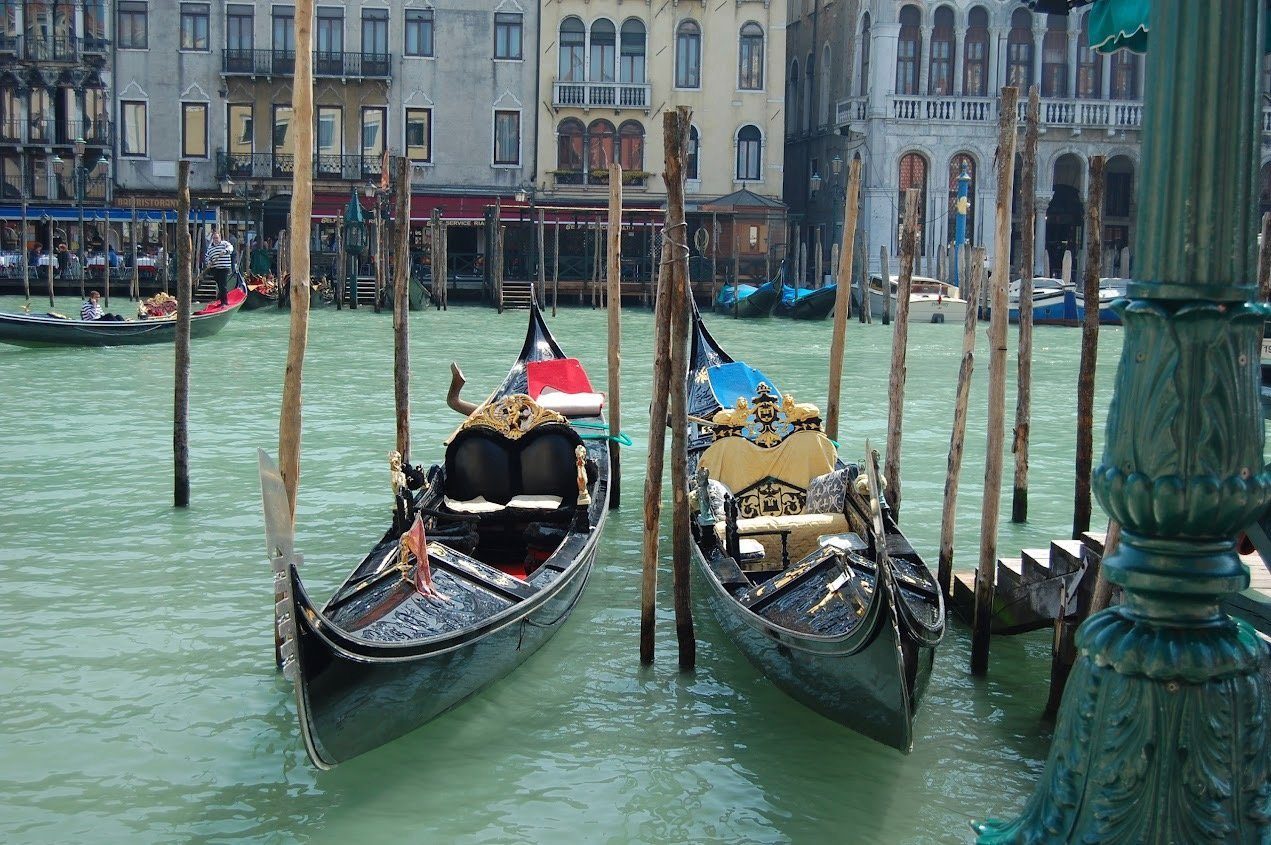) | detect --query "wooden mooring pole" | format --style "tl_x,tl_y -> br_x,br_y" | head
392,157 -> 412,462
639,212 -> 673,666
174,160 -> 192,509
606,162 -> 623,509
883,188 -> 919,516
665,106 -> 695,670
131,198 -> 140,300
826,158 -> 861,443
278,0 -> 314,519
879,246 -> 891,325
937,247 -> 985,600
552,220 -> 560,317
537,209 -> 547,309
1012,85 -> 1039,524
971,85 -> 1019,677
1073,155 -> 1105,539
